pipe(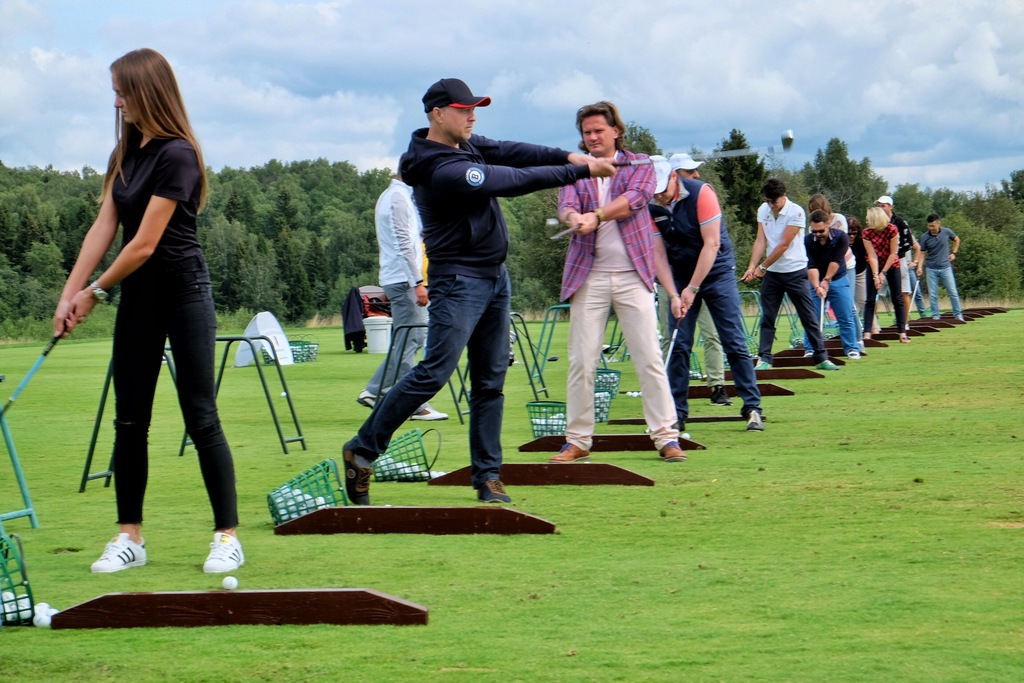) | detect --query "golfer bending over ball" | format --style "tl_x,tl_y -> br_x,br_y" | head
54,49 -> 244,574
343,78 -> 614,504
